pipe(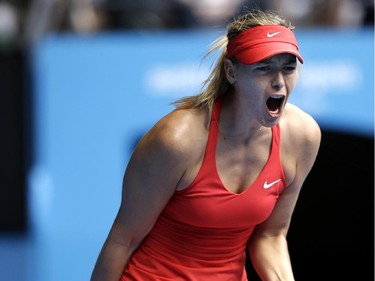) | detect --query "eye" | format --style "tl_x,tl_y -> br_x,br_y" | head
256,65 -> 271,72
283,65 -> 297,73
